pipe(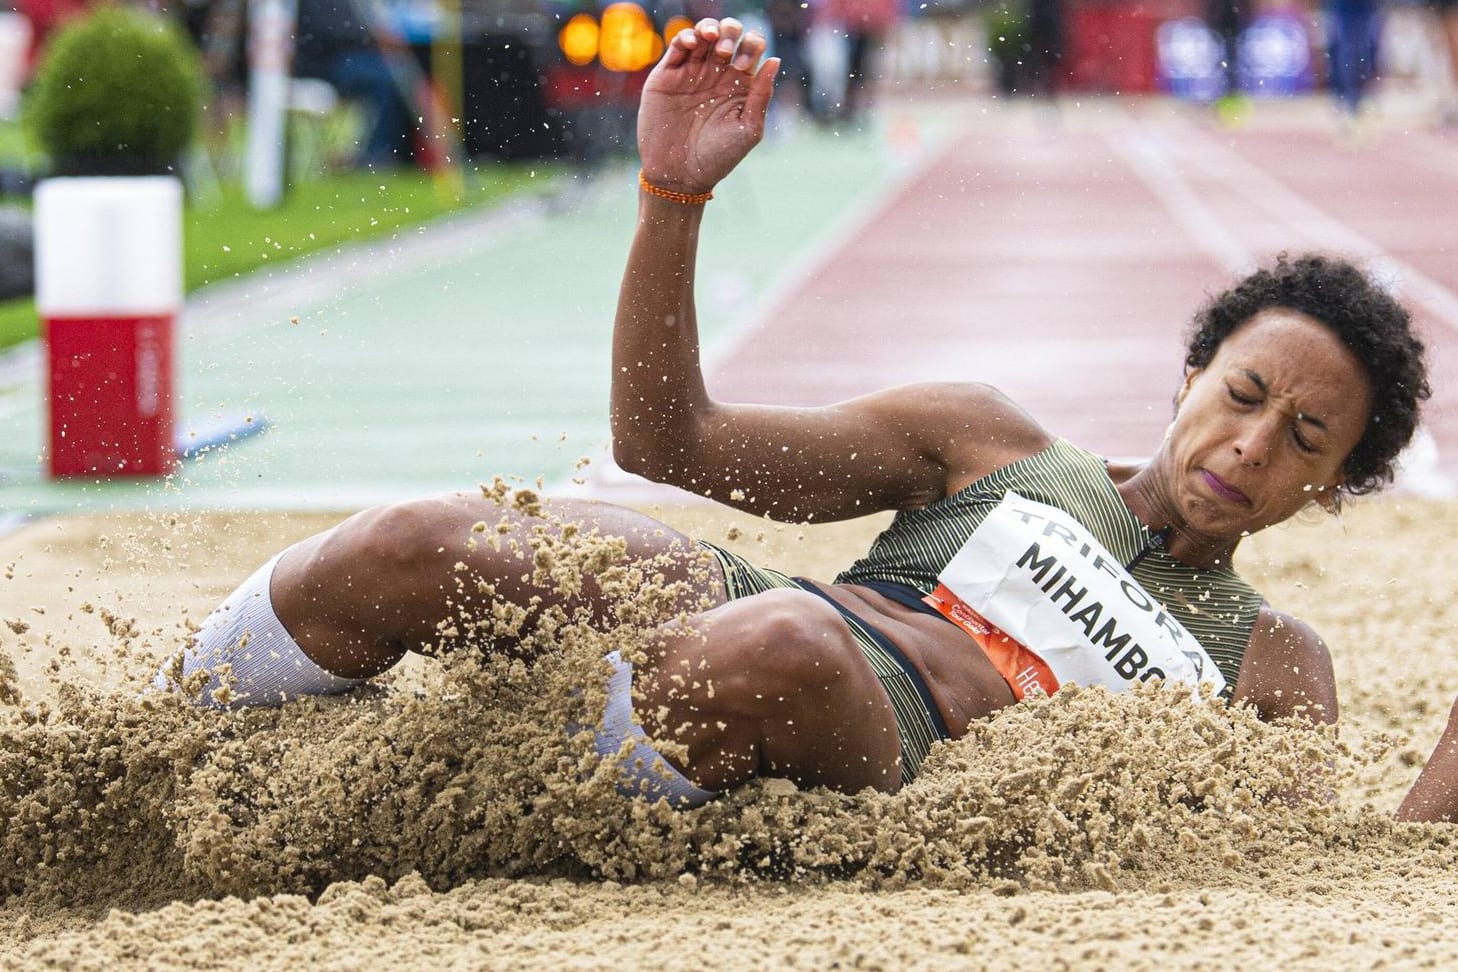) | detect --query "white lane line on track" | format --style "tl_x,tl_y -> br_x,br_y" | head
1105,127 -> 1256,276
1152,116 -> 1458,334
